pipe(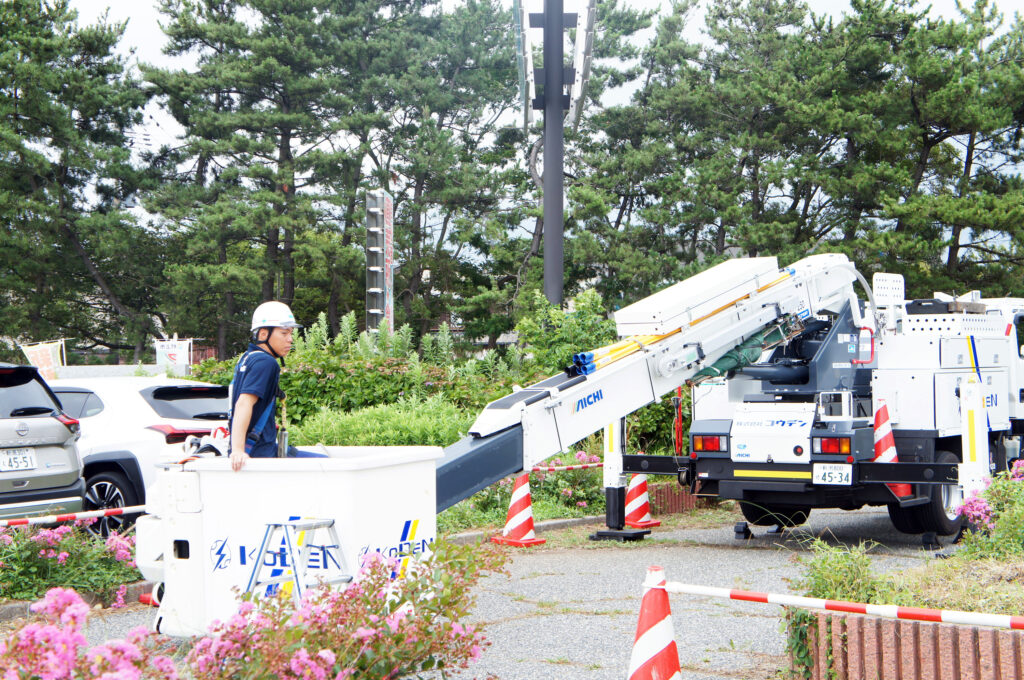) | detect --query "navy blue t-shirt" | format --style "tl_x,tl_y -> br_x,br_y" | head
229,344 -> 280,458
